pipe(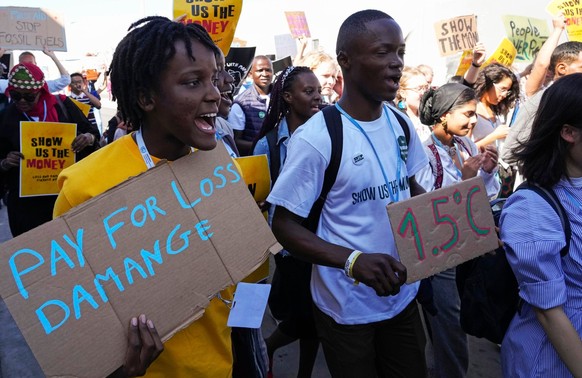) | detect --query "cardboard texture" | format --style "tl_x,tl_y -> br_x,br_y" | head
0,146 -> 278,377
387,177 -> 498,283
0,7 -> 67,51
434,15 -> 479,56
